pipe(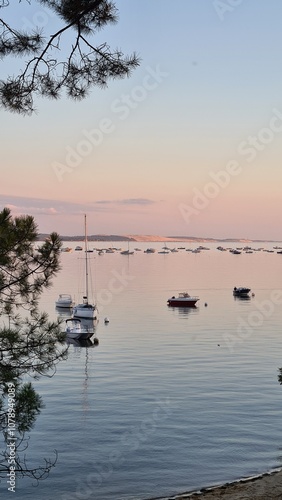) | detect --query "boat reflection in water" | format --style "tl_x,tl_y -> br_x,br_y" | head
65,335 -> 99,416
56,305 -> 73,318
233,294 -> 252,301
66,336 -> 99,348
233,286 -> 252,300
169,306 -> 199,318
